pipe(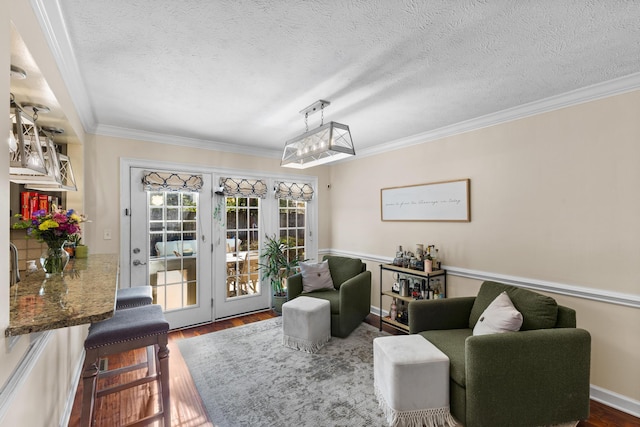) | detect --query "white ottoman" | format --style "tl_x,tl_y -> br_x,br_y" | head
282,296 -> 330,353
374,335 -> 455,427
